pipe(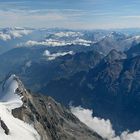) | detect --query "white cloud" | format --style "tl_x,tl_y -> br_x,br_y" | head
1,1 -> 140,29
0,9 -> 83,28
0,9 -> 128,30
9,29 -> 32,38
20,36 -> 92,47
0,28 -> 32,41
119,131 -> 140,140
121,15 -> 140,19
71,106 -> 140,140
23,39 -> 72,47
43,50 -> 74,60
73,38 -> 92,46
0,33 -> 11,41
71,106 -> 115,139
